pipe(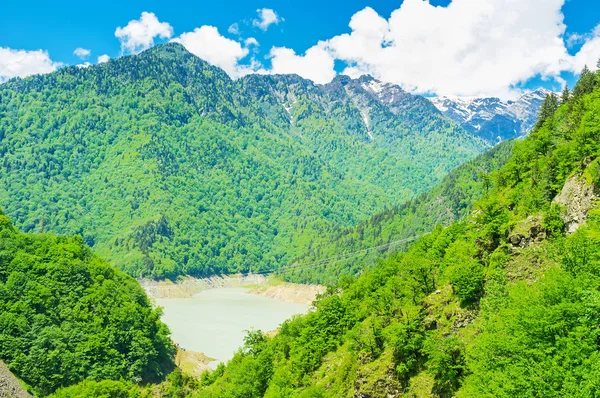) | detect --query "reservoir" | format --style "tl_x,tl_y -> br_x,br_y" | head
156,288 -> 310,365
